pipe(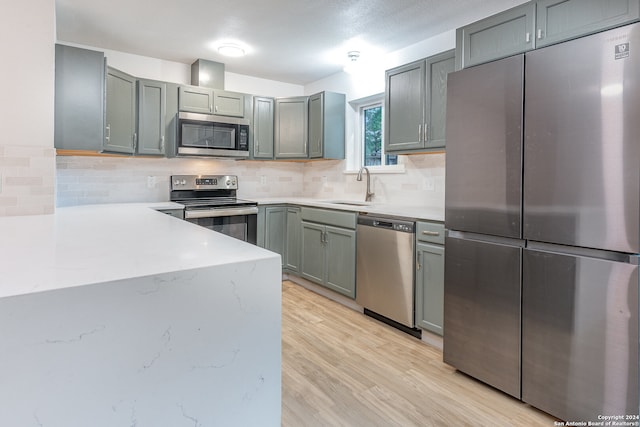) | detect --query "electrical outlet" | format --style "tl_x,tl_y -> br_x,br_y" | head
321,176 -> 328,184
260,175 -> 267,185
424,177 -> 435,191
146,175 -> 156,189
